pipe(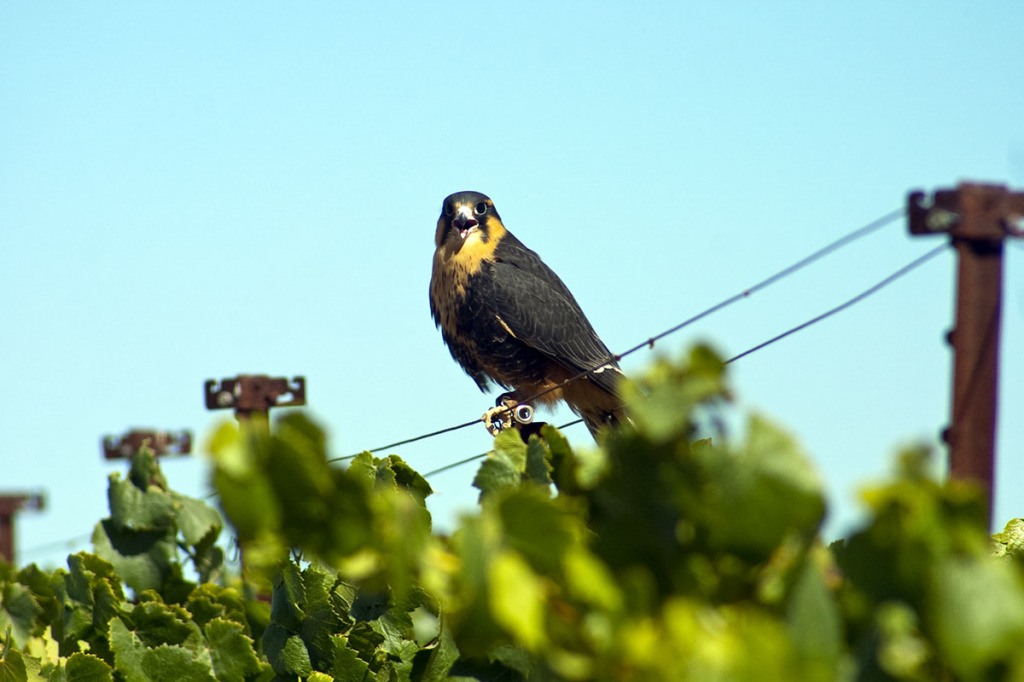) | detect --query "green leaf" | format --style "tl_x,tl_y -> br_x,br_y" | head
0,645 -> 27,682
93,571 -> 125,629
251,421 -> 378,560
91,521 -> 178,595
471,432 -> 528,497
835,446 -> 990,613
208,423 -> 282,544
128,447 -> 166,492
127,601 -> 197,648
261,624 -> 311,678
185,585 -> 247,632
95,455 -> 194,598
258,623 -> 286,674
493,429 -> 527,469
138,644 -> 216,682
1,582 -> 42,647
929,555 -> 1024,678
563,547 -> 623,612
544,424 -> 606,494
265,417 -> 337,536
108,618 -> 146,682
472,433 -> 526,499
63,653 -> 113,682
523,437 -> 552,487
307,673 -> 333,682
656,599 -> 799,681
328,636 -> 371,682
872,603 -> 930,680
623,346 -> 727,443
345,621 -> 385,662
498,489 -> 574,576
204,619 -> 261,681
269,563 -> 305,632
106,474 -> 176,534
785,555 -> 842,667
472,457 -> 520,498
188,531 -> 225,586
274,412 -> 328,460
489,643 -> 534,677
54,553 -> 127,653
63,552 -> 121,606
173,495 -> 223,548
410,607 -> 439,647
370,607 -> 415,659
276,635 -> 312,678
488,550 -> 545,651
380,455 -> 433,503
415,619 -> 460,682
345,453 -> 377,489
703,415 -> 825,558
15,564 -> 58,628
993,518 -> 1024,561
296,565 -> 349,672
183,592 -> 222,628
